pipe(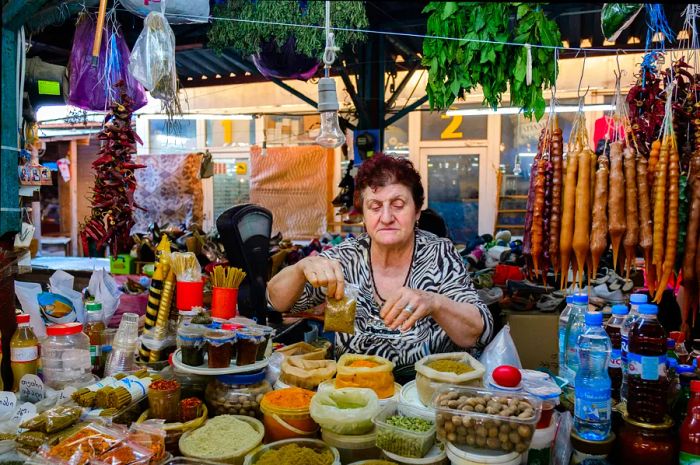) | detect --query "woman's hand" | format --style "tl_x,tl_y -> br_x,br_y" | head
296,256 -> 345,299
380,287 -> 439,332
